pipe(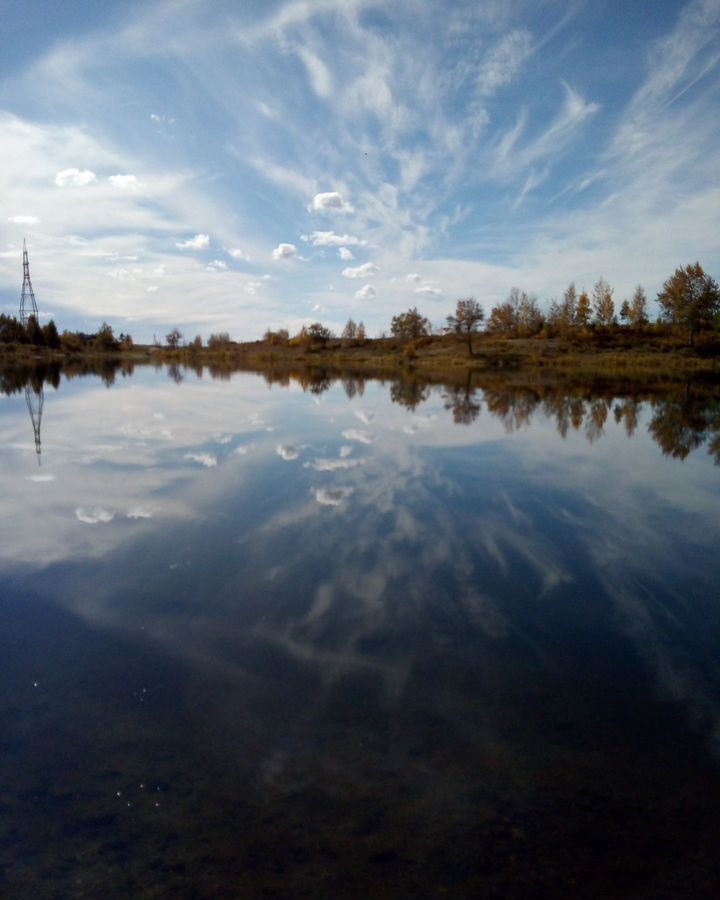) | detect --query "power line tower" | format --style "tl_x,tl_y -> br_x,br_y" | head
20,239 -> 39,326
